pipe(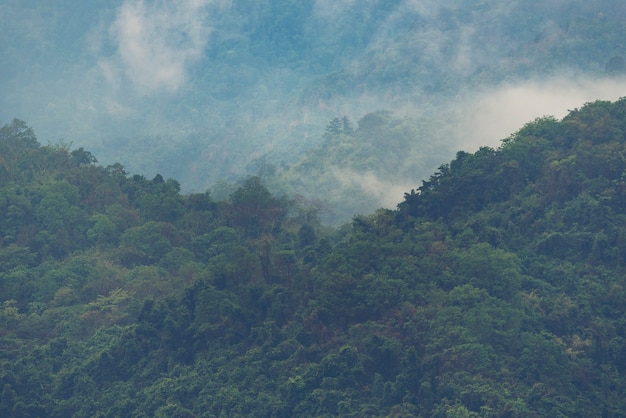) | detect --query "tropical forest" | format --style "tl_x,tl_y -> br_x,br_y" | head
3,98 -> 626,416
5,0 -> 626,417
